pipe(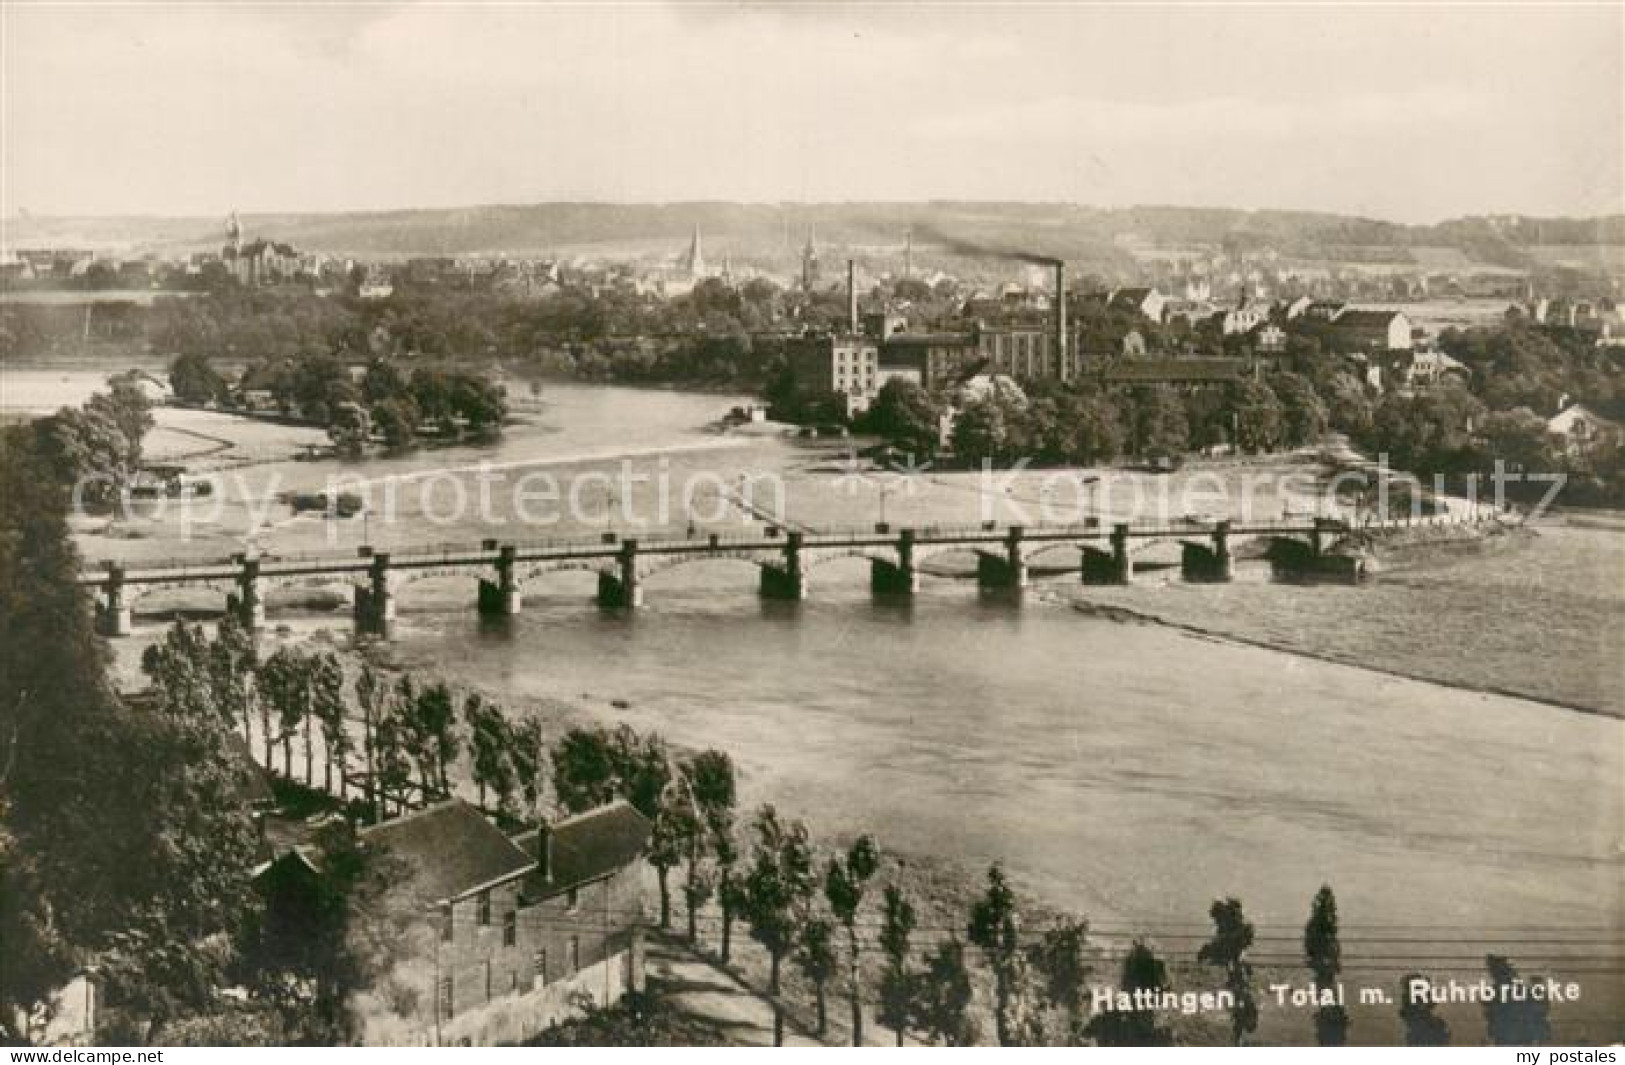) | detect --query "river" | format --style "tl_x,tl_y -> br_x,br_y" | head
29,371 -> 1625,969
